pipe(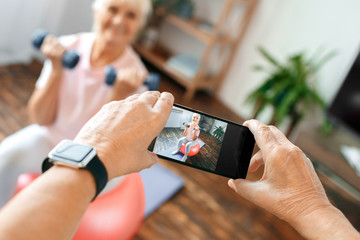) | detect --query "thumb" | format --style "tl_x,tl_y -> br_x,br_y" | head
228,179 -> 261,203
